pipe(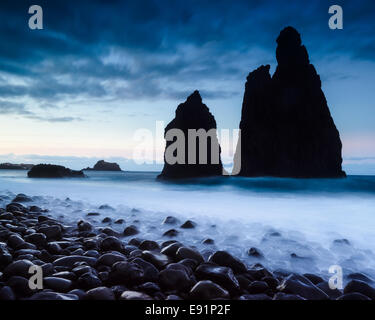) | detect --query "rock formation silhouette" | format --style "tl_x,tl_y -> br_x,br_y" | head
233,26 -> 345,178
84,160 -> 122,171
28,164 -> 85,178
158,91 -> 223,179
